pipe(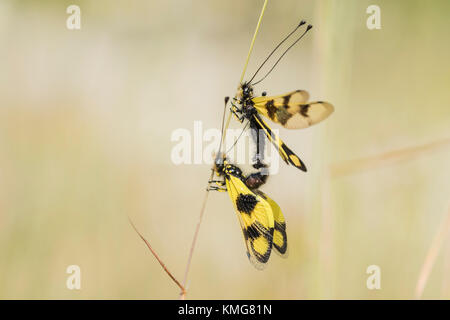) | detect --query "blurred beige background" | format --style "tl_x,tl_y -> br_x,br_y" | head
0,0 -> 449,299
